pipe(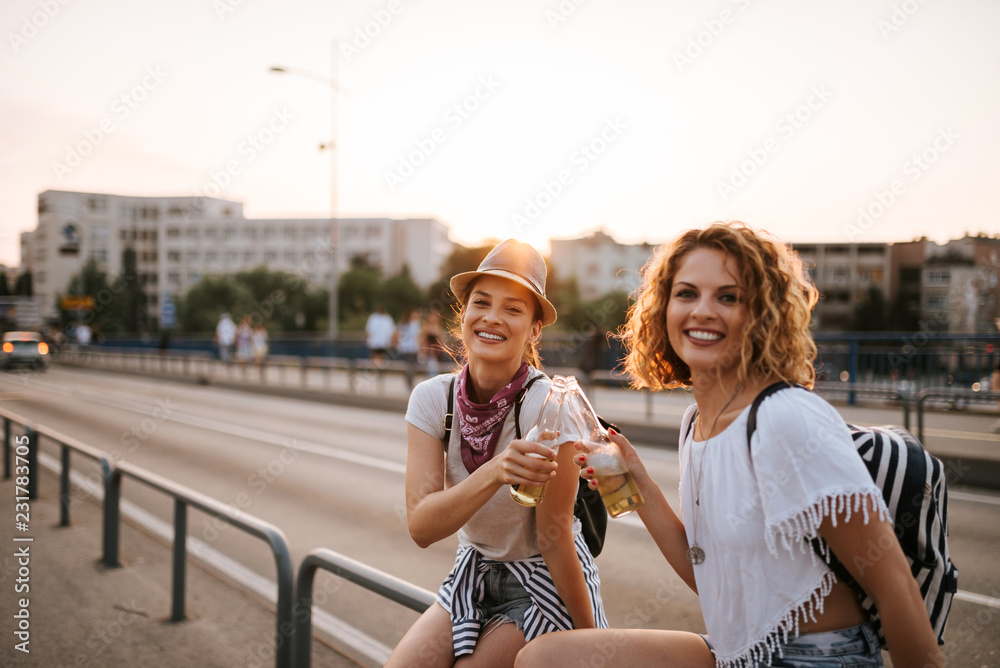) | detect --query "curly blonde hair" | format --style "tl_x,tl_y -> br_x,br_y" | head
620,222 -> 819,390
